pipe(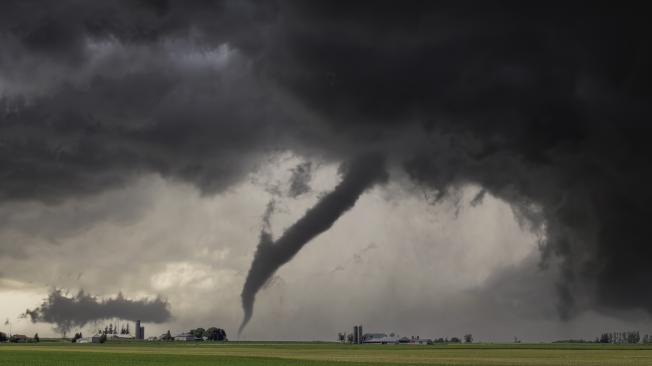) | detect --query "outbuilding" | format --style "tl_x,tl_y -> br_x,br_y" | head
77,335 -> 102,344
11,334 -> 28,343
174,332 -> 196,341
